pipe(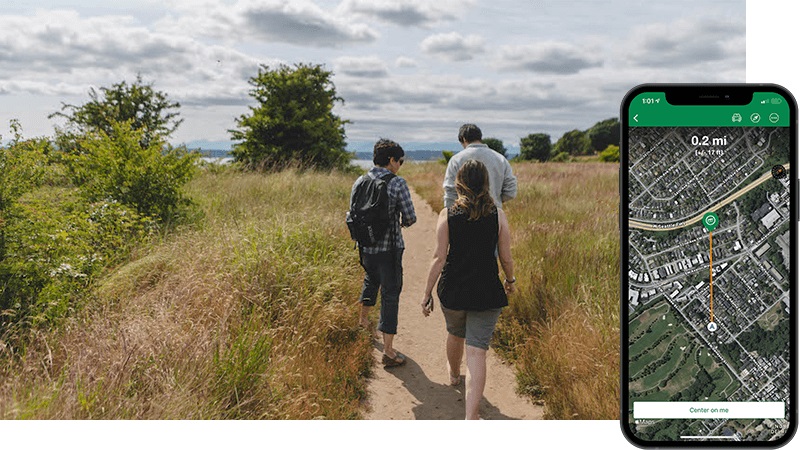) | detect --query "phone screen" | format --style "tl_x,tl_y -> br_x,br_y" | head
621,85 -> 797,446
